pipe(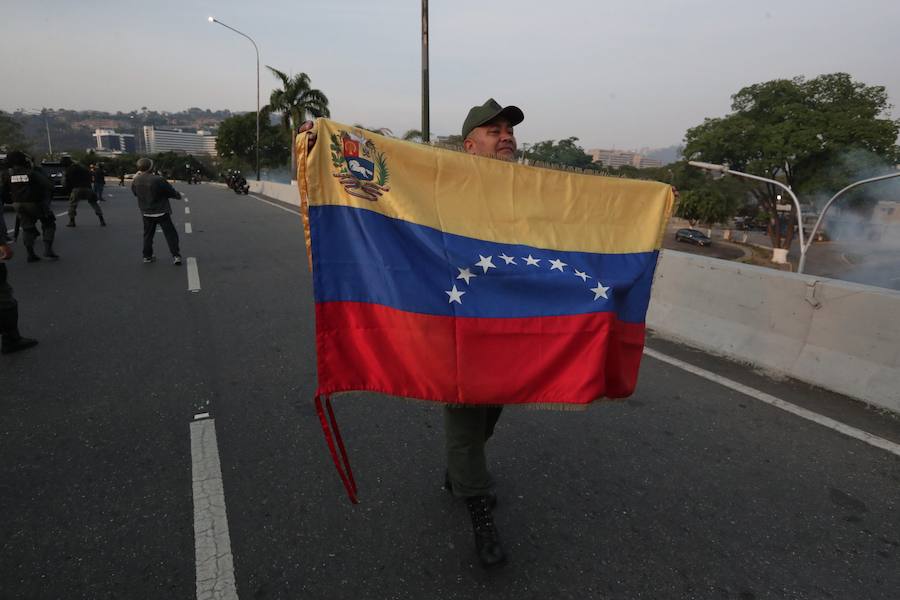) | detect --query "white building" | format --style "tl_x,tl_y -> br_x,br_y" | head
588,149 -> 662,169
93,129 -> 136,154
142,126 -> 217,156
